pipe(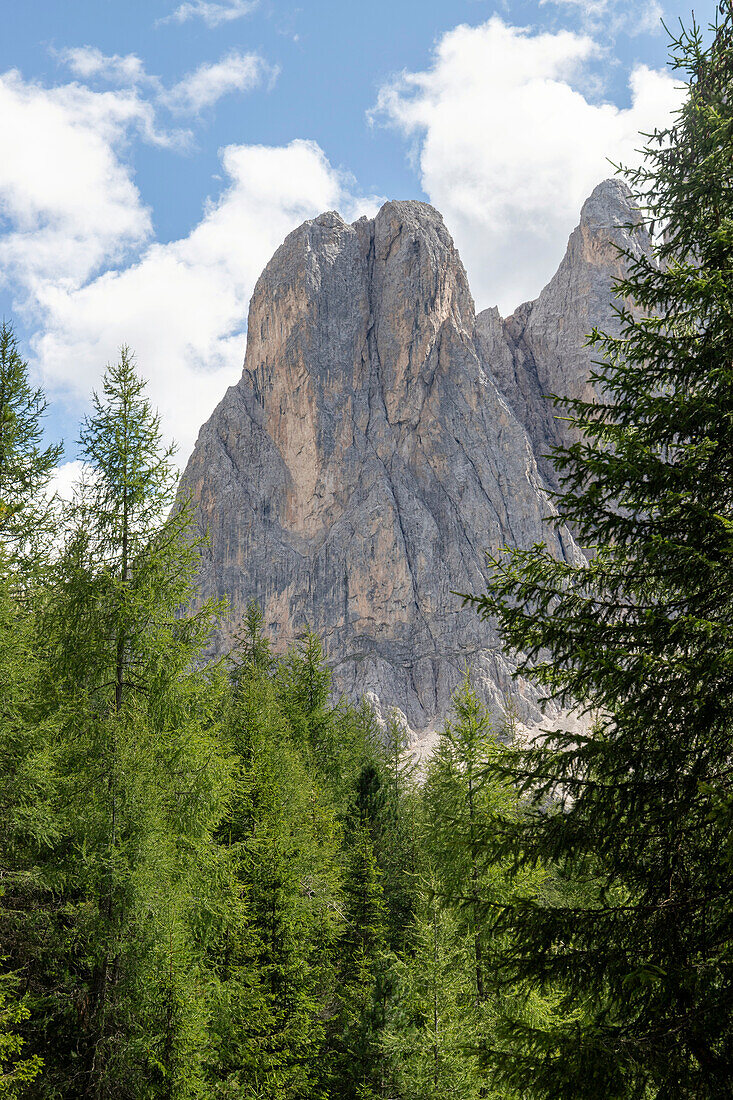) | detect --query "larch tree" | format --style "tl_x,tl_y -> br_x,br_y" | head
34,349 -> 229,1099
0,320 -> 60,1099
381,873 -> 485,1100
0,320 -> 62,569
